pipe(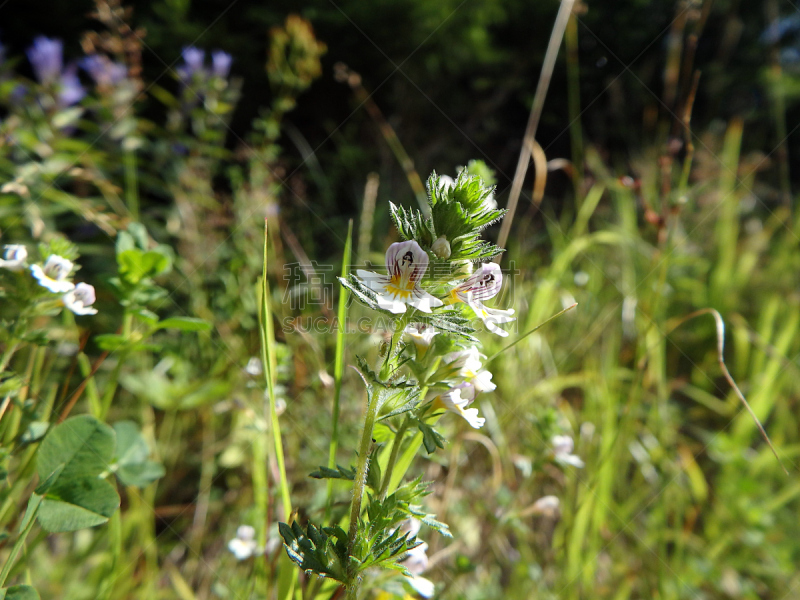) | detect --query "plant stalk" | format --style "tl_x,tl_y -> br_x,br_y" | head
379,417 -> 409,499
